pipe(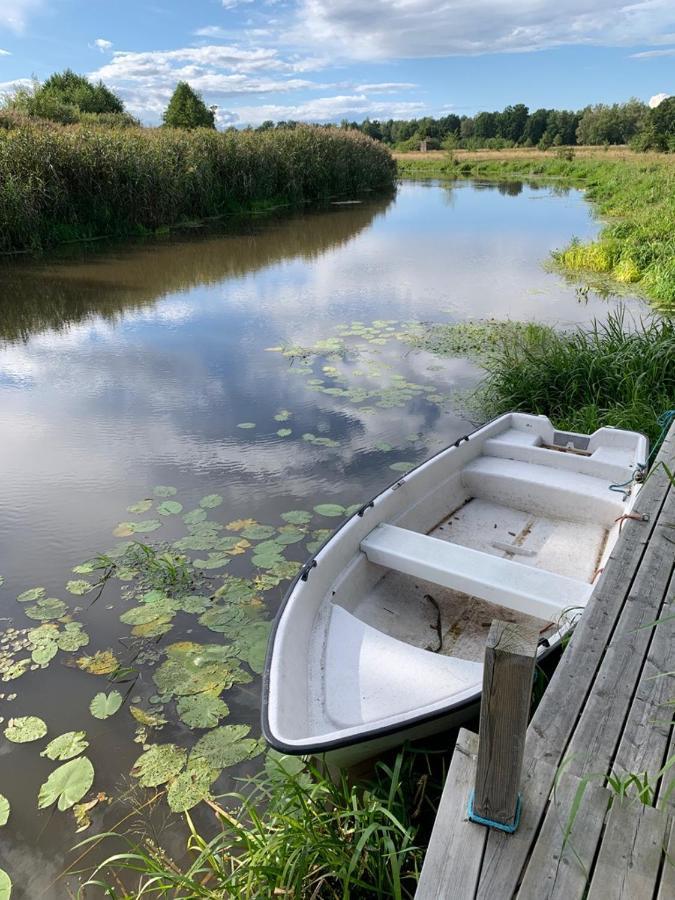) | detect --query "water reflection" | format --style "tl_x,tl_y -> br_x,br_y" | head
0,198 -> 393,343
